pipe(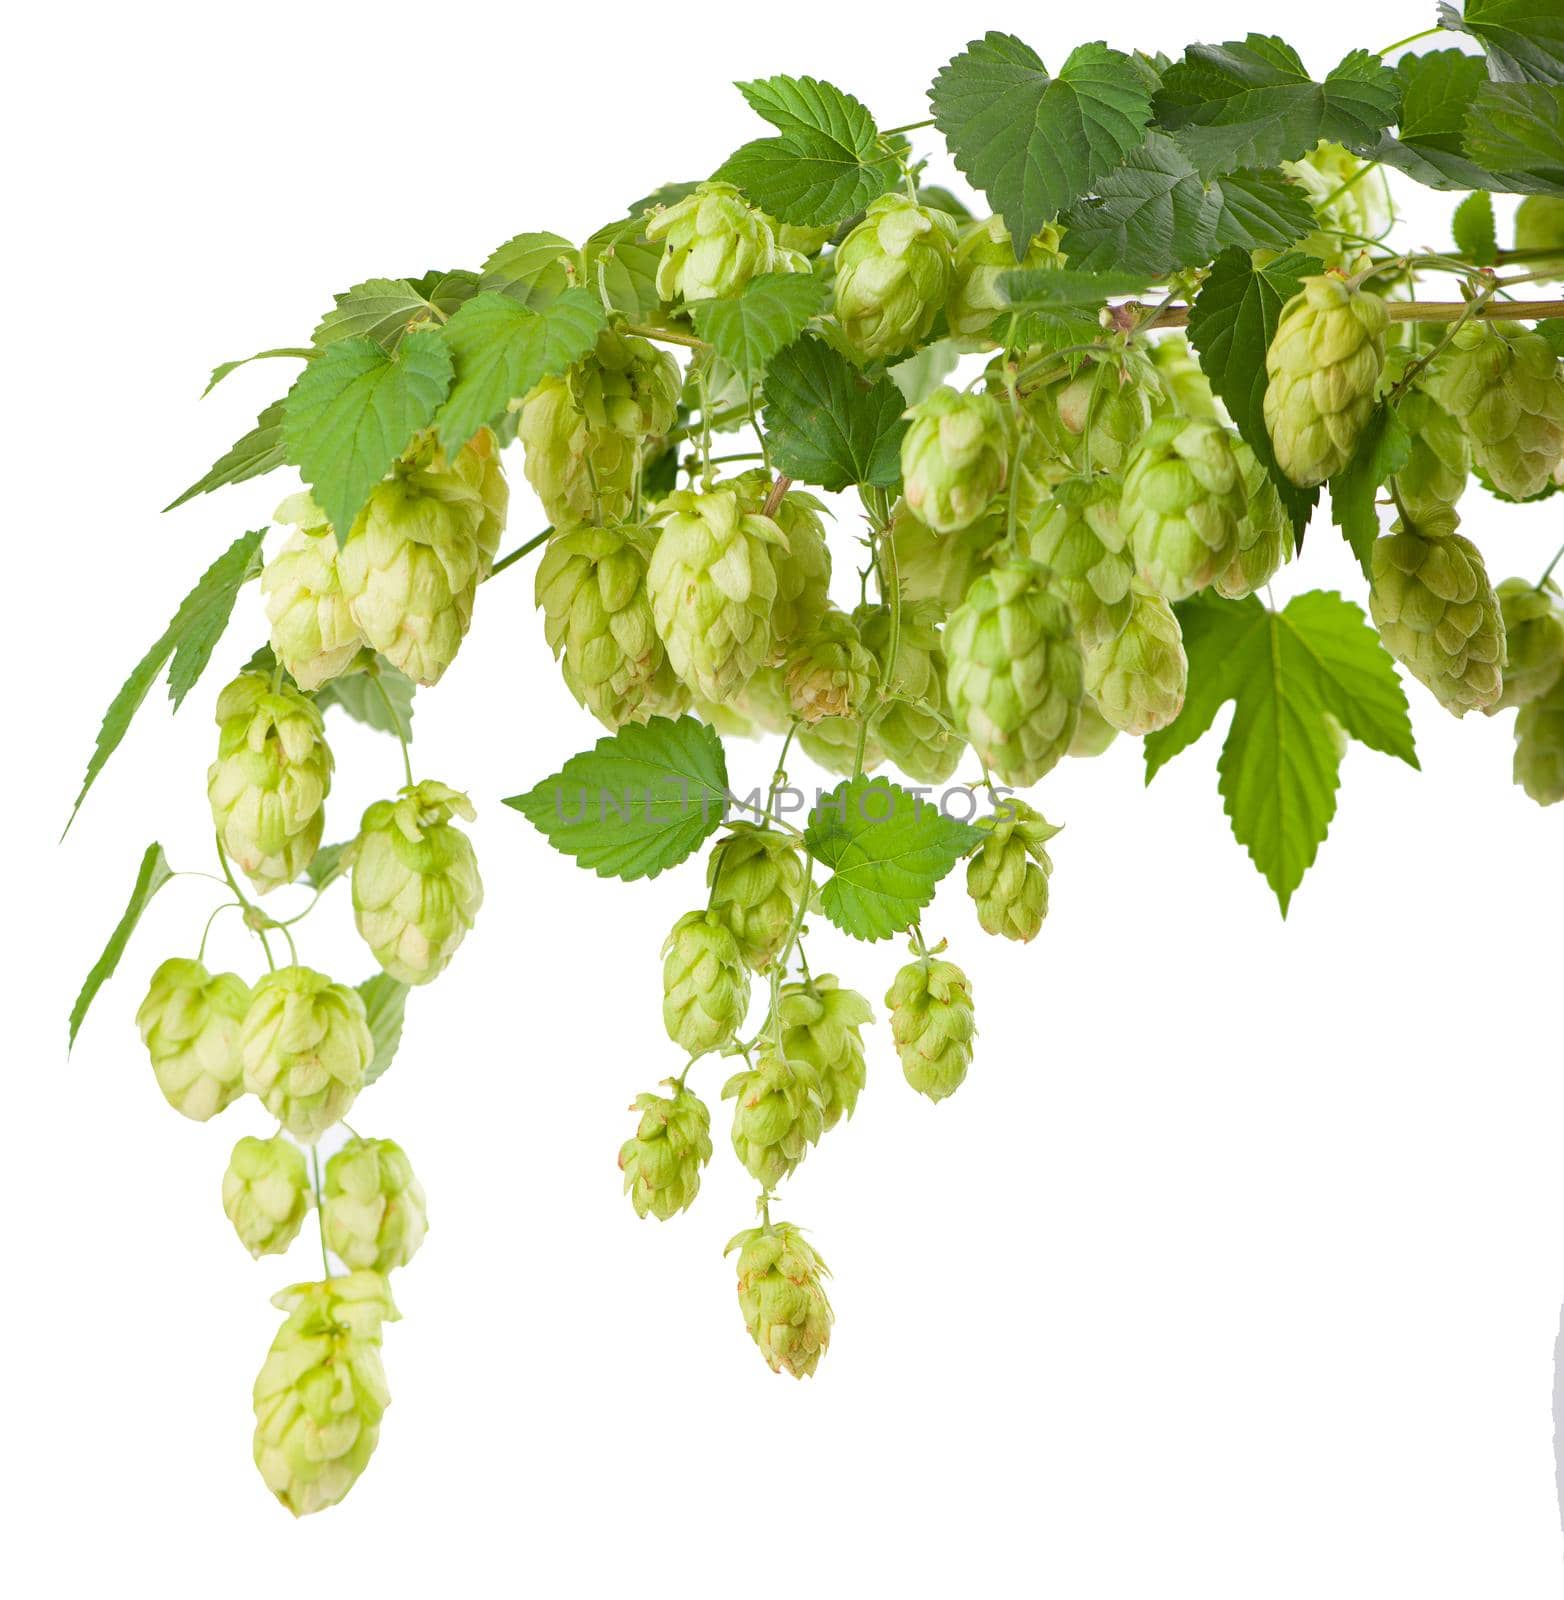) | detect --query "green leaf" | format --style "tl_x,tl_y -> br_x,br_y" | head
581,218 -> 663,320
1186,245 -> 1323,540
1154,37 -> 1401,177
714,132 -> 898,228
202,348 -> 312,398
433,288 -> 605,453
1144,590 -> 1416,913
688,273 -> 827,386
312,278 -> 444,351
66,530 -> 265,831
281,330 -> 454,538
739,74 -> 877,144
998,265 -> 1158,309
1464,84 -> 1564,187
478,231 -> 579,308
931,34 -> 1154,256
357,973 -> 409,1086
164,399 -> 289,511
68,843 -> 173,1049
888,339 -> 963,405
313,657 -> 415,741
1328,404 -> 1410,578
1452,191 -> 1498,262
1440,0 -> 1564,85
505,715 -> 730,881
304,840 -> 351,891
803,777 -> 982,941
761,337 -> 908,492
408,269 -> 481,319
